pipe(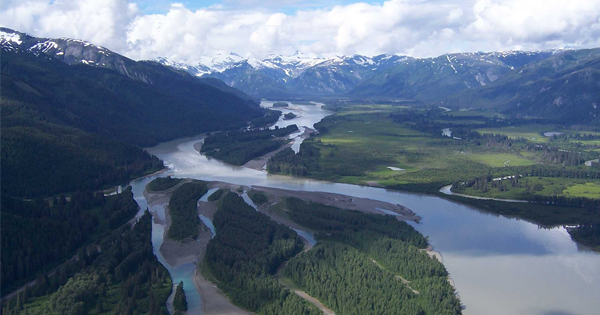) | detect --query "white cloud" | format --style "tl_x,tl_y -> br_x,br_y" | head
1,0 -> 600,62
